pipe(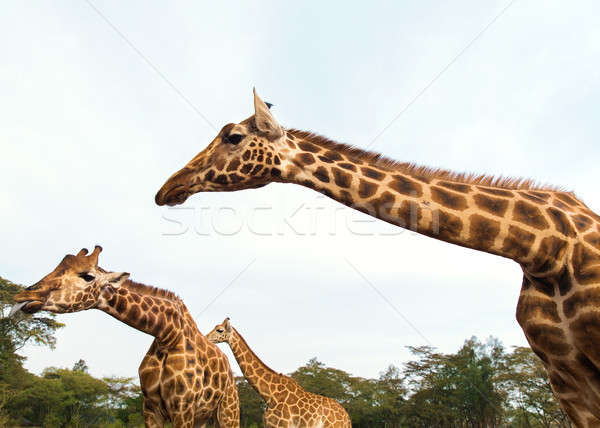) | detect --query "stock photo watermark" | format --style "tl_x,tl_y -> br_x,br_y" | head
161,195 -> 440,237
